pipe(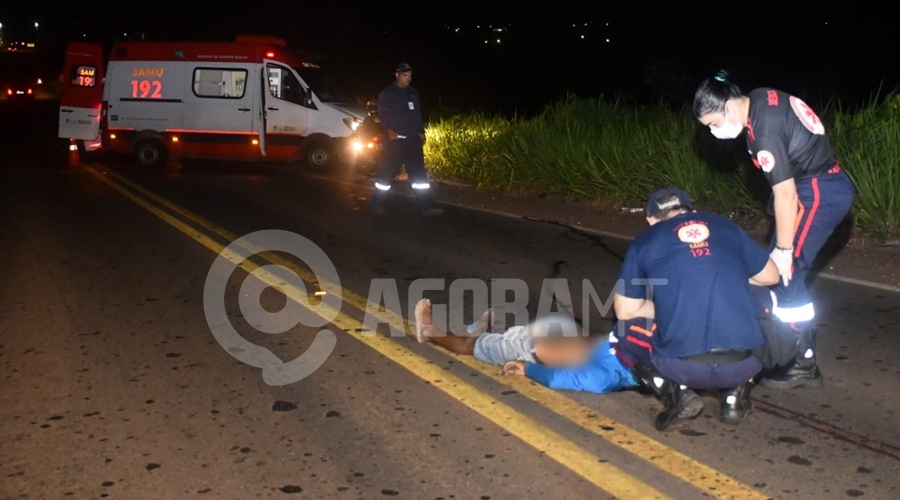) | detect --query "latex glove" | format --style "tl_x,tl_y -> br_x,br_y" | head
769,247 -> 793,286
